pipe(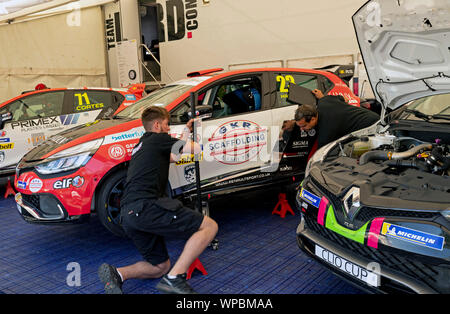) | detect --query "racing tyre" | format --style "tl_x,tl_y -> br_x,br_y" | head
96,169 -> 128,238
